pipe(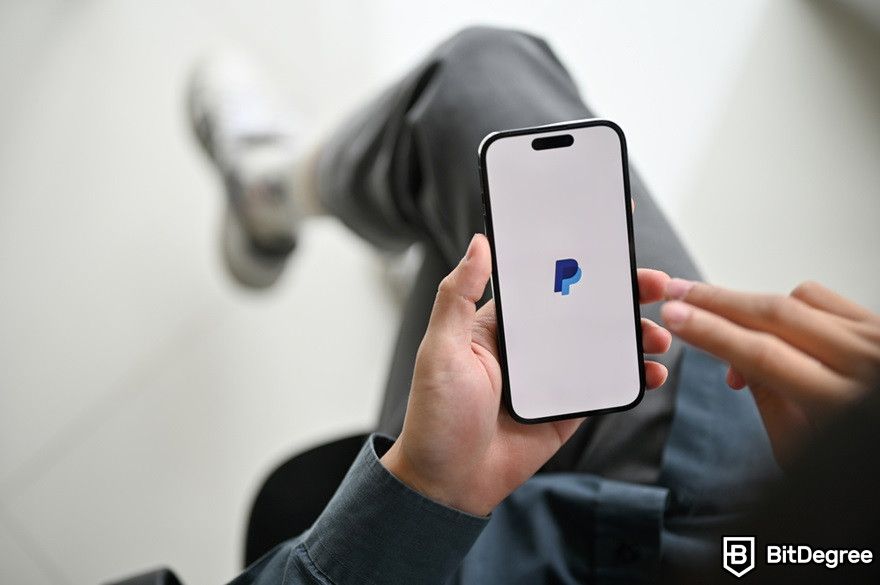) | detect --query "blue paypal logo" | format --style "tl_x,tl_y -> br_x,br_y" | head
554,258 -> 582,295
